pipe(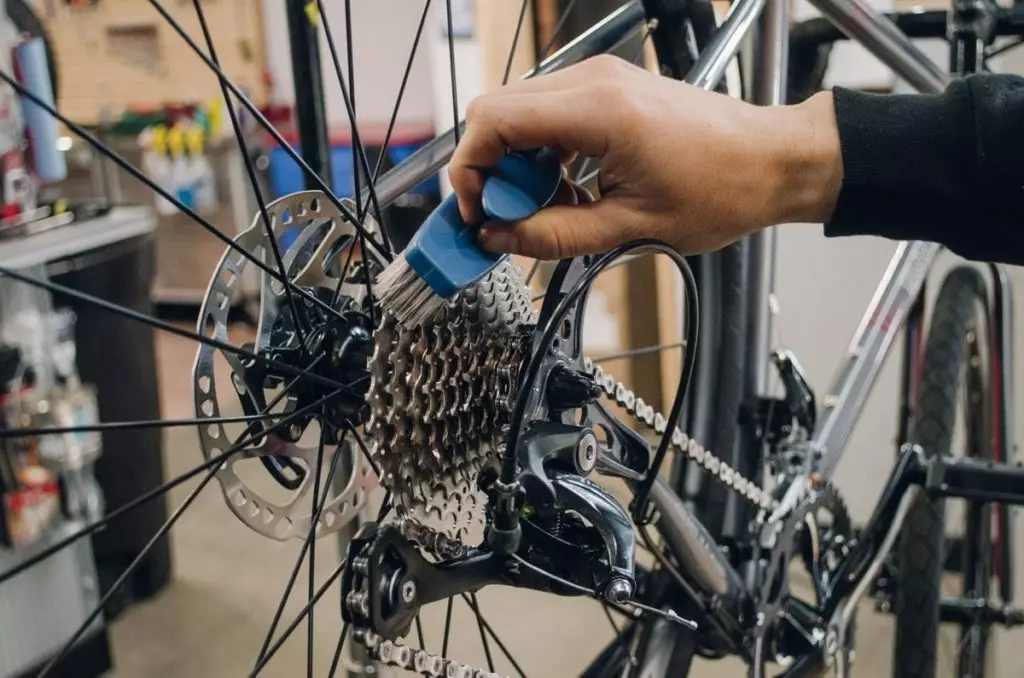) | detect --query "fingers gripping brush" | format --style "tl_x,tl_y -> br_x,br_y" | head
376,149 -> 562,327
